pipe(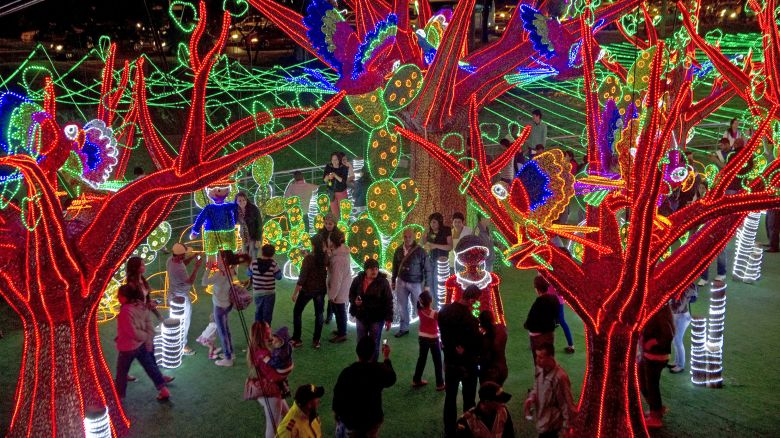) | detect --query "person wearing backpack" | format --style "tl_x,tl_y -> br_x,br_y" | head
391,228 -> 430,338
